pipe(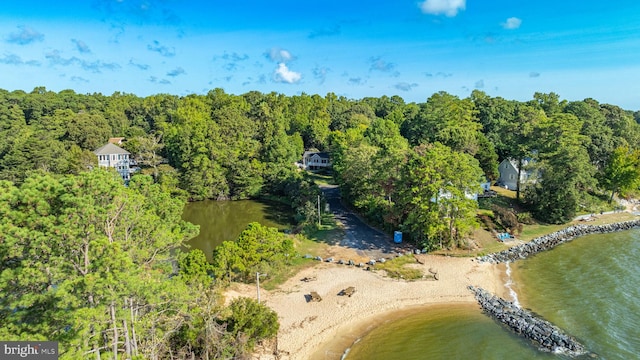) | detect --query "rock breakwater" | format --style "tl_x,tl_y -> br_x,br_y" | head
468,286 -> 588,357
478,219 -> 640,264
